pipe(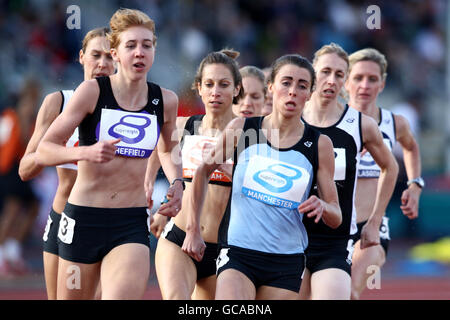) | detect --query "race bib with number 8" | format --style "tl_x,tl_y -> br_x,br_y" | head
242,155 -> 310,209
99,109 -> 158,158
